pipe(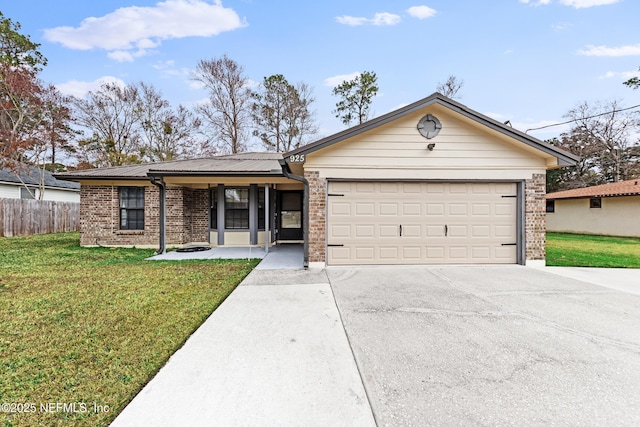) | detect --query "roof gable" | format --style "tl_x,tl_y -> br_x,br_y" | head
286,93 -> 578,167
